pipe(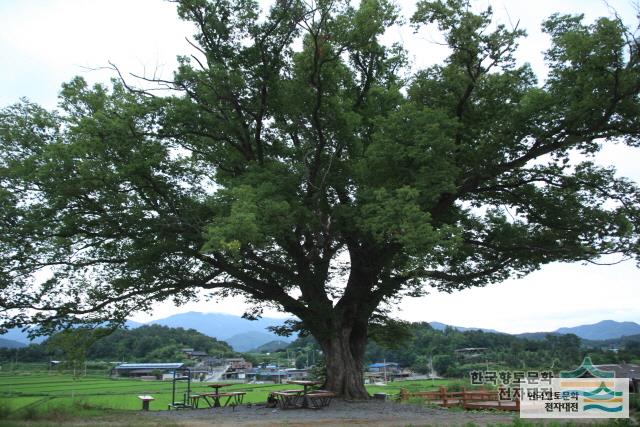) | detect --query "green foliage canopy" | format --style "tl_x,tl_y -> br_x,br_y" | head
1,0 -> 639,396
